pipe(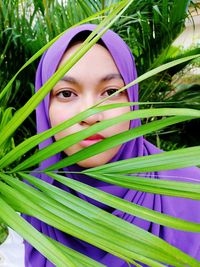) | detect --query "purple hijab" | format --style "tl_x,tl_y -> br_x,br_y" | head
23,24 -> 200,267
